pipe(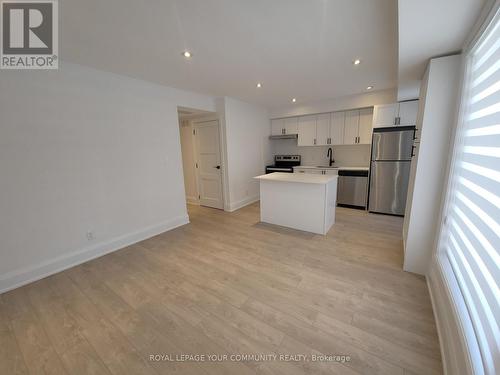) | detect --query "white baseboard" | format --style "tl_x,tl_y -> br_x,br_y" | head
227,195 -> 259,212
186,196 -> 200,205
0,215 -> 189,294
